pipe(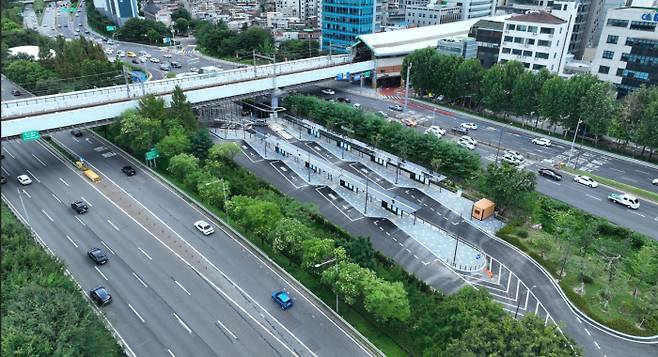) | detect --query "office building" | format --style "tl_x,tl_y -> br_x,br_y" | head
469,18 -> 505,67
591,3 -> 658,96
437,36 -> 478,57
498,9 -> 576,73
405,2 -> 462,26
321,0 -> 379,53
95,0 -> 139,26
